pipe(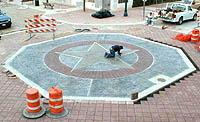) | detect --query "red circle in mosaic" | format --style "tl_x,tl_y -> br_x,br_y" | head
45,41 -> 153,79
